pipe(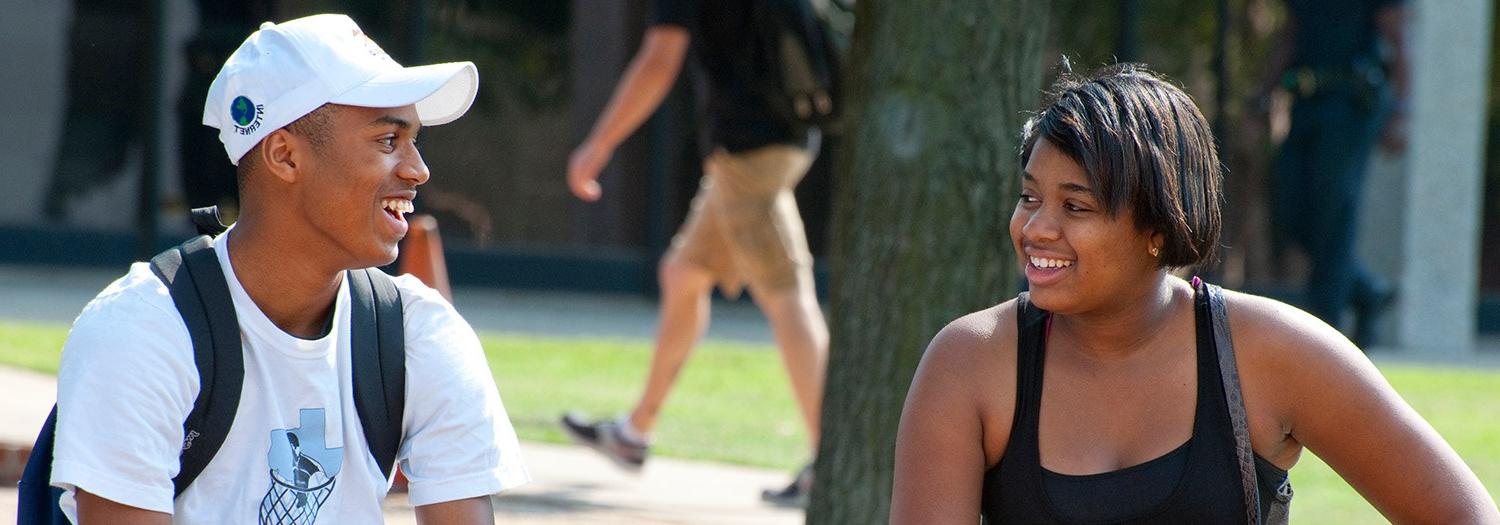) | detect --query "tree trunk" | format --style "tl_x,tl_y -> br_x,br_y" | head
807,1 -> 1048,523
